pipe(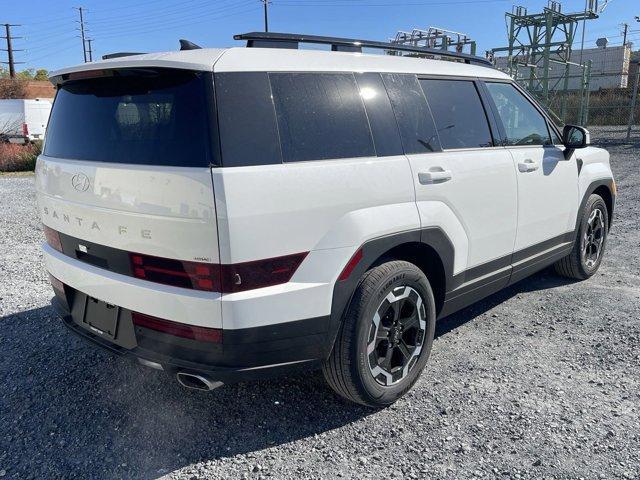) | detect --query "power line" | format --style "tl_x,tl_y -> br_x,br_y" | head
1,23 -> 24,78
91,4 -> 260,40
88,0 -> 250,35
